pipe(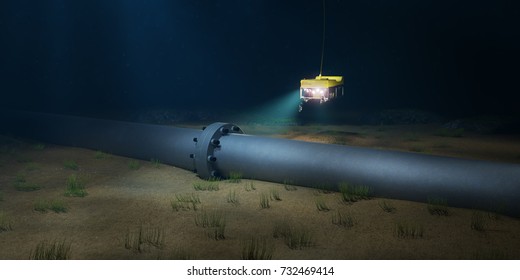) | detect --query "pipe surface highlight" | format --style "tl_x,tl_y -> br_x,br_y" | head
2,111 -> 520,217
